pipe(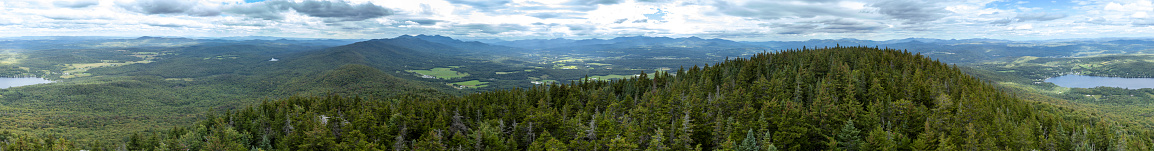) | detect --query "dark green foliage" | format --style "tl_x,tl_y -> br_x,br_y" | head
288,64 -> 444,98
6,46 -> 1141,150
0,131 -> 76,151
738,129 -> 759,151
837,120 -> 862,150
77,46 -> 1135,150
